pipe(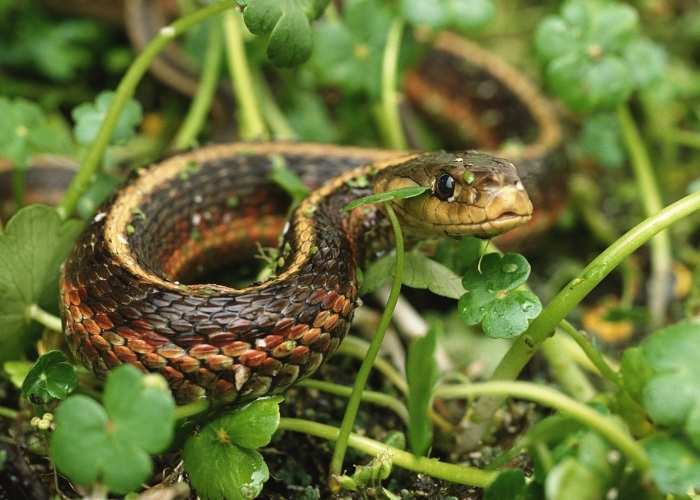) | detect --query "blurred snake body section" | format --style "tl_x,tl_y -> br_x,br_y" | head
60,143 -> 532,403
